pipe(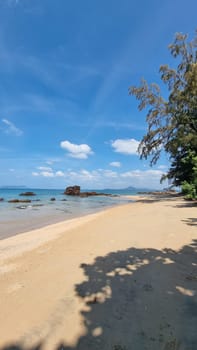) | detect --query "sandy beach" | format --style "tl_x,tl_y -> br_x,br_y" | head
0,195 -> 196,350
